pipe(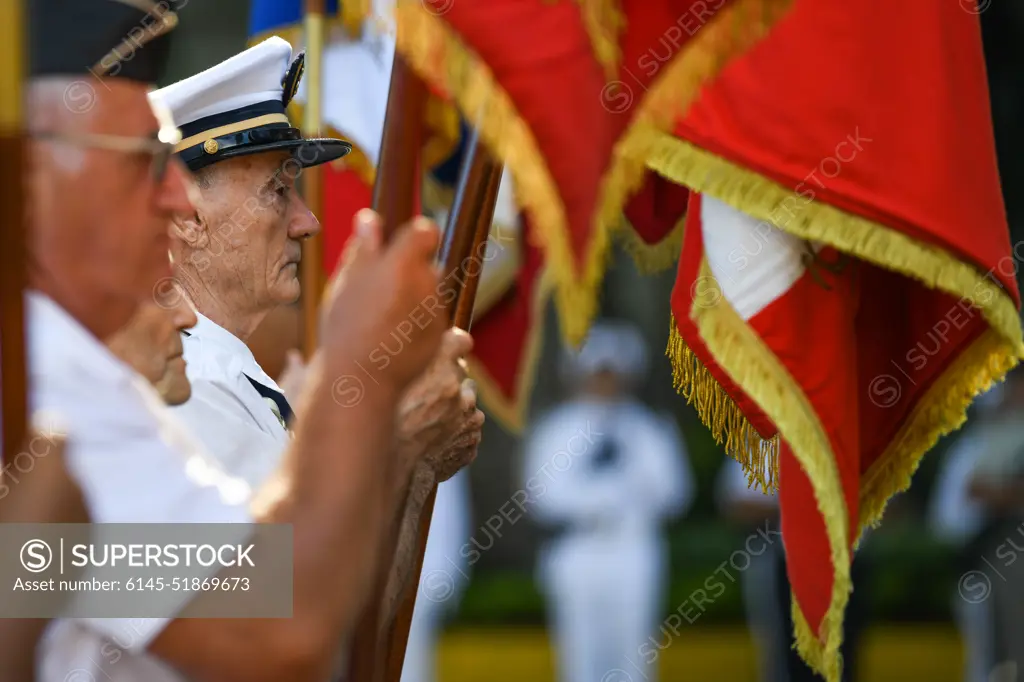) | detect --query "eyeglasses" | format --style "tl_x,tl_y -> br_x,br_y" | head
30,130 -> 180,183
